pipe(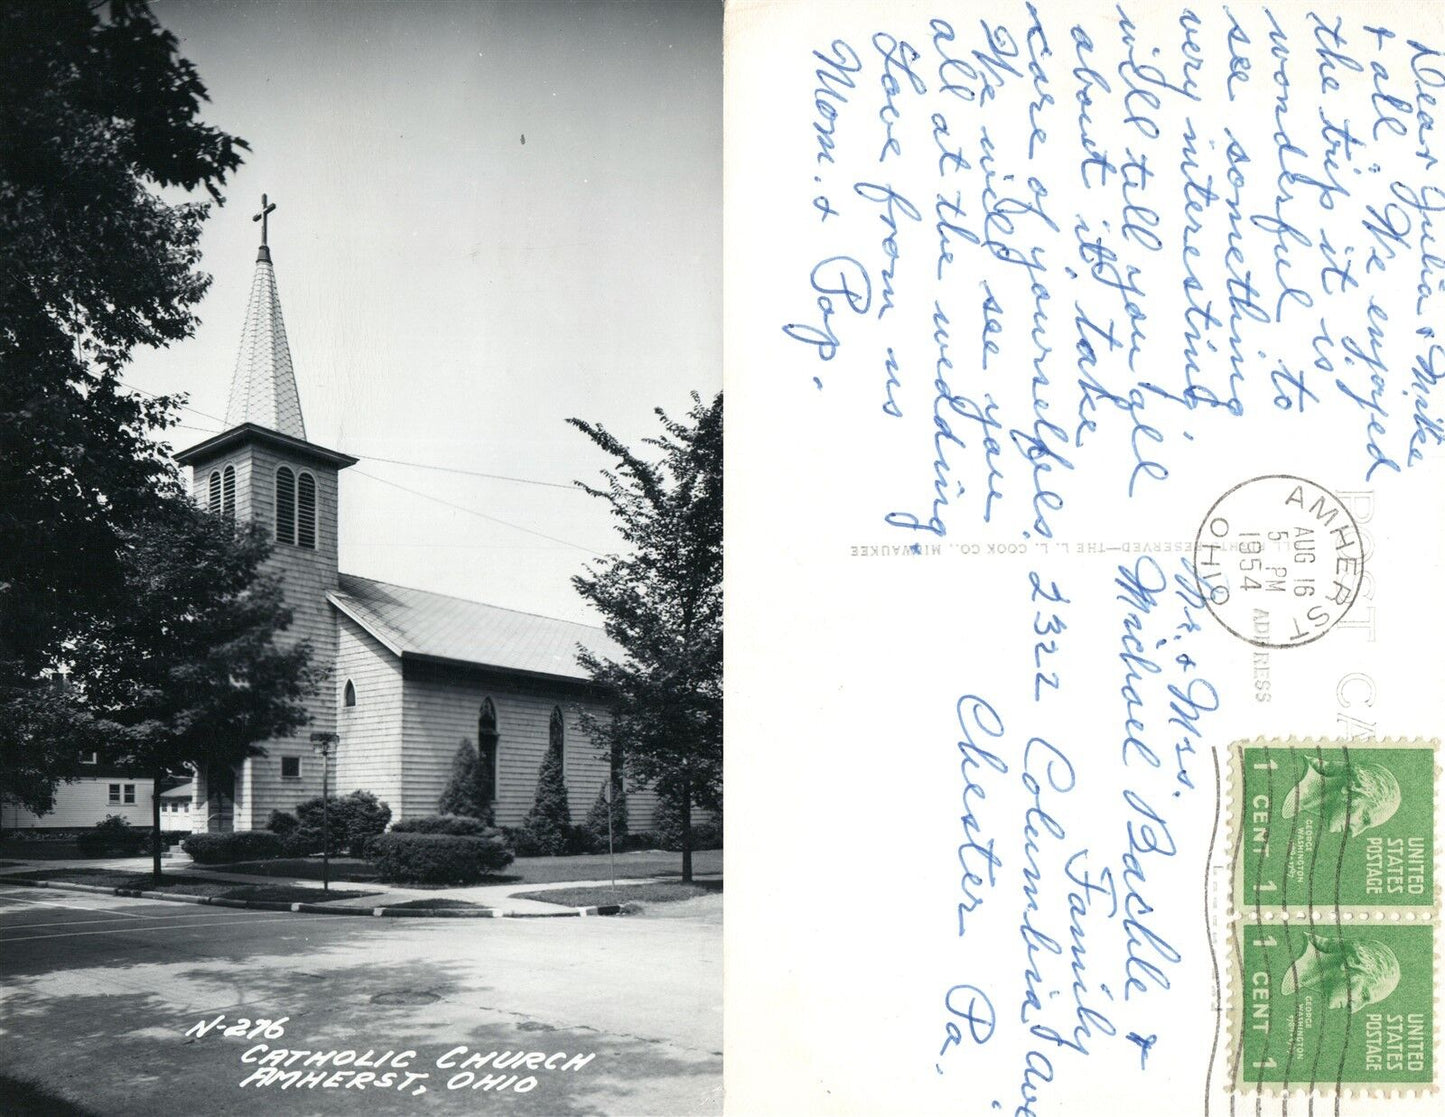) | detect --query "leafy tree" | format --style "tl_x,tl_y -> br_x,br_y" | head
569,393 -> 722,882
0,679 -> 99,821
518,717 -> 573,856
438,738 -> 495,825
69,496 -> 319,882
0,0 -> 245,806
